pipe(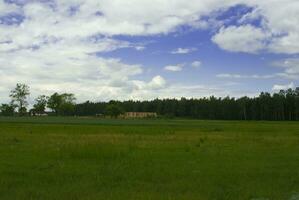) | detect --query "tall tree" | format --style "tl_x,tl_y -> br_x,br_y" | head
47,93 -> 76,115
33,95 -> 48,114
105,104 -> 124,118
59,93 -> 76,115
9,83 -> 30,116
47,93 -> 62,115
